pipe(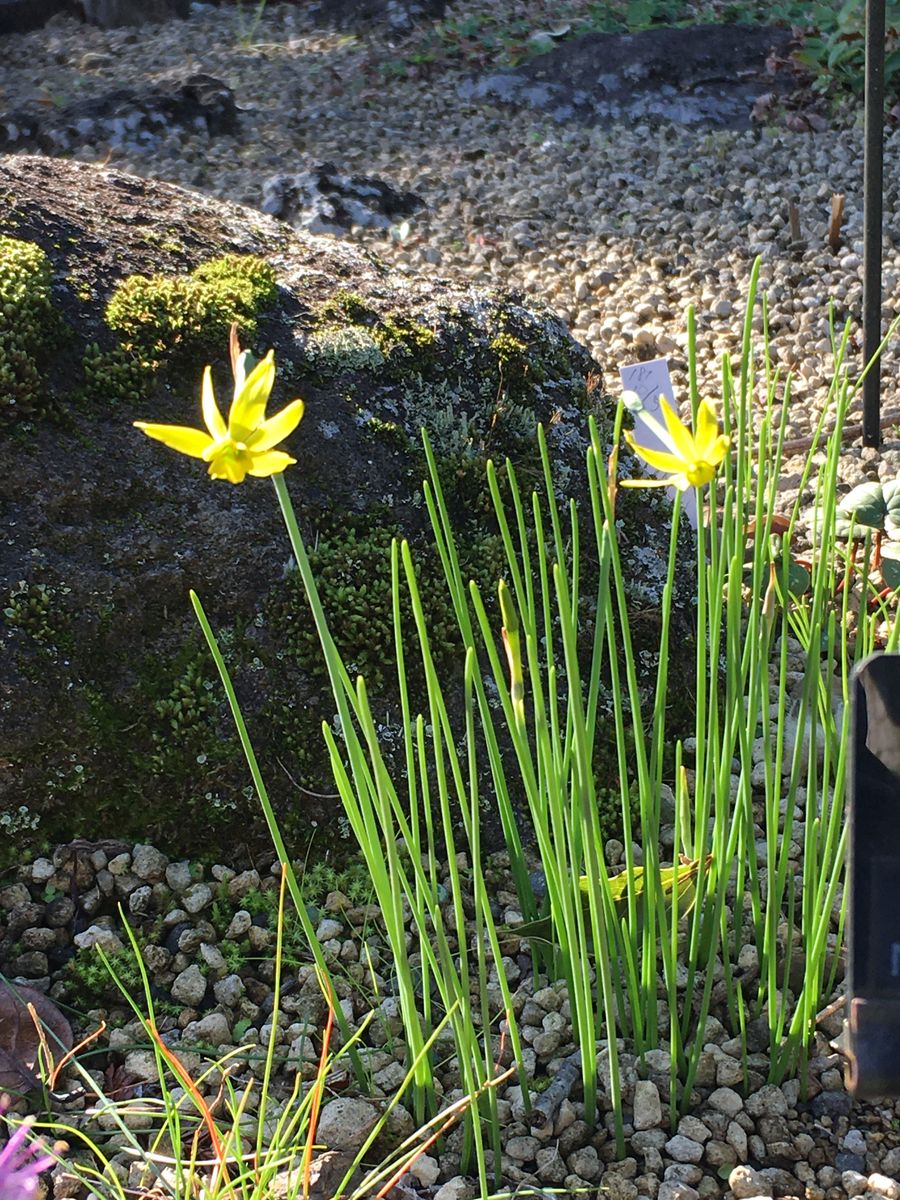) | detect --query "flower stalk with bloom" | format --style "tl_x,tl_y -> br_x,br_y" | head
0,1110 -> 56,1200
135,348 -> 304,484
621,392 -> 729,492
